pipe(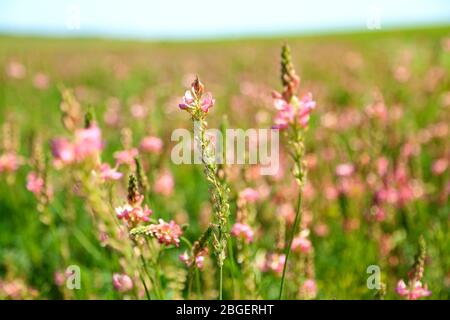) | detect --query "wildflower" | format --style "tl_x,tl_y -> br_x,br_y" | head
179,84 -> 215,114
239,188 -> 260,203
231,222 -> 254,244
112,273 -> 133,292
140,136 -> 163,154
73,124 -> 103,159
26,172 -> 44,195
180,247 -> 209,269
130,103 -> 148,119
262,253 -> 286,275
6,61 -> 26,79
33,73 -> 50,90
396,280 -> 431,300
271,88 -> 315,130
396,236 -> 431,300
291,229 -> 312,254
178,76 -> 230,299
115,204 -> 152,223
114,148 -> 139,166
98,163 -> 123,181
51,123 -> 103,167
153,170 -> 174,196
0,152 -> 22,173
147,219 -> 183,247
301,279 -> 318,299
335,163 -> 355,177
272,44 -> 316,299
432,158 -> 448,175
